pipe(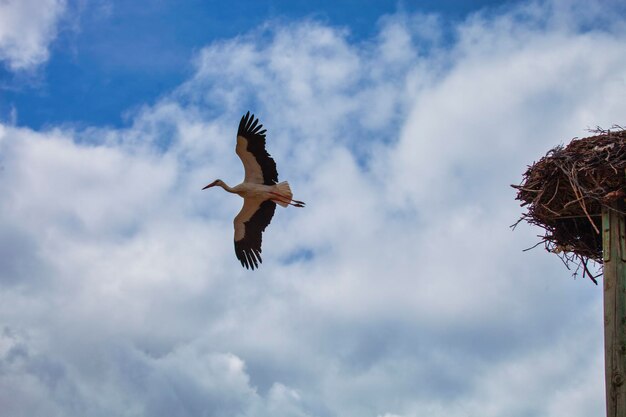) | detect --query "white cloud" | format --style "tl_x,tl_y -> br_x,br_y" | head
1,0 -> 624,416
0,0 -> 66,71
